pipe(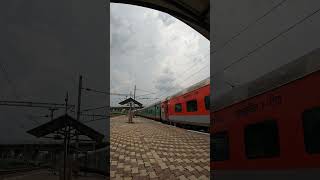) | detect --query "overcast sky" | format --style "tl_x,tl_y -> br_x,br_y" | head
110,3 -> 210,107
0,1 -> 209,144
0,0 -> 108,143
